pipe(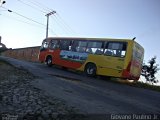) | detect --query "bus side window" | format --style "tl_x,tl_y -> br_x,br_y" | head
71,41 -> 87,52
104,42 -> 127,57
104,49 -> 113,56
87,41 -> 103,54
71,41 -> 78,52
60,40 -> 71,51
49,40 -> 59,49
78,41 -> 87,52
